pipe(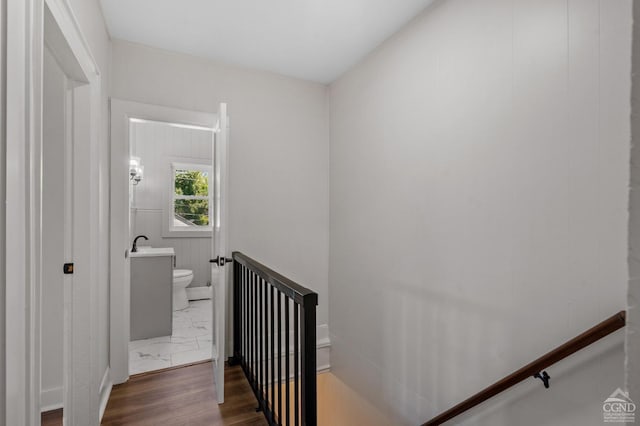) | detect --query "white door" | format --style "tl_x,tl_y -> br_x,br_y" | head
211,103 -> 230,403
